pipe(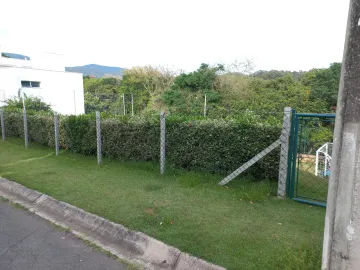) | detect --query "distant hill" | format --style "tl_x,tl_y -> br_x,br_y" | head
65,64 -> 124,78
